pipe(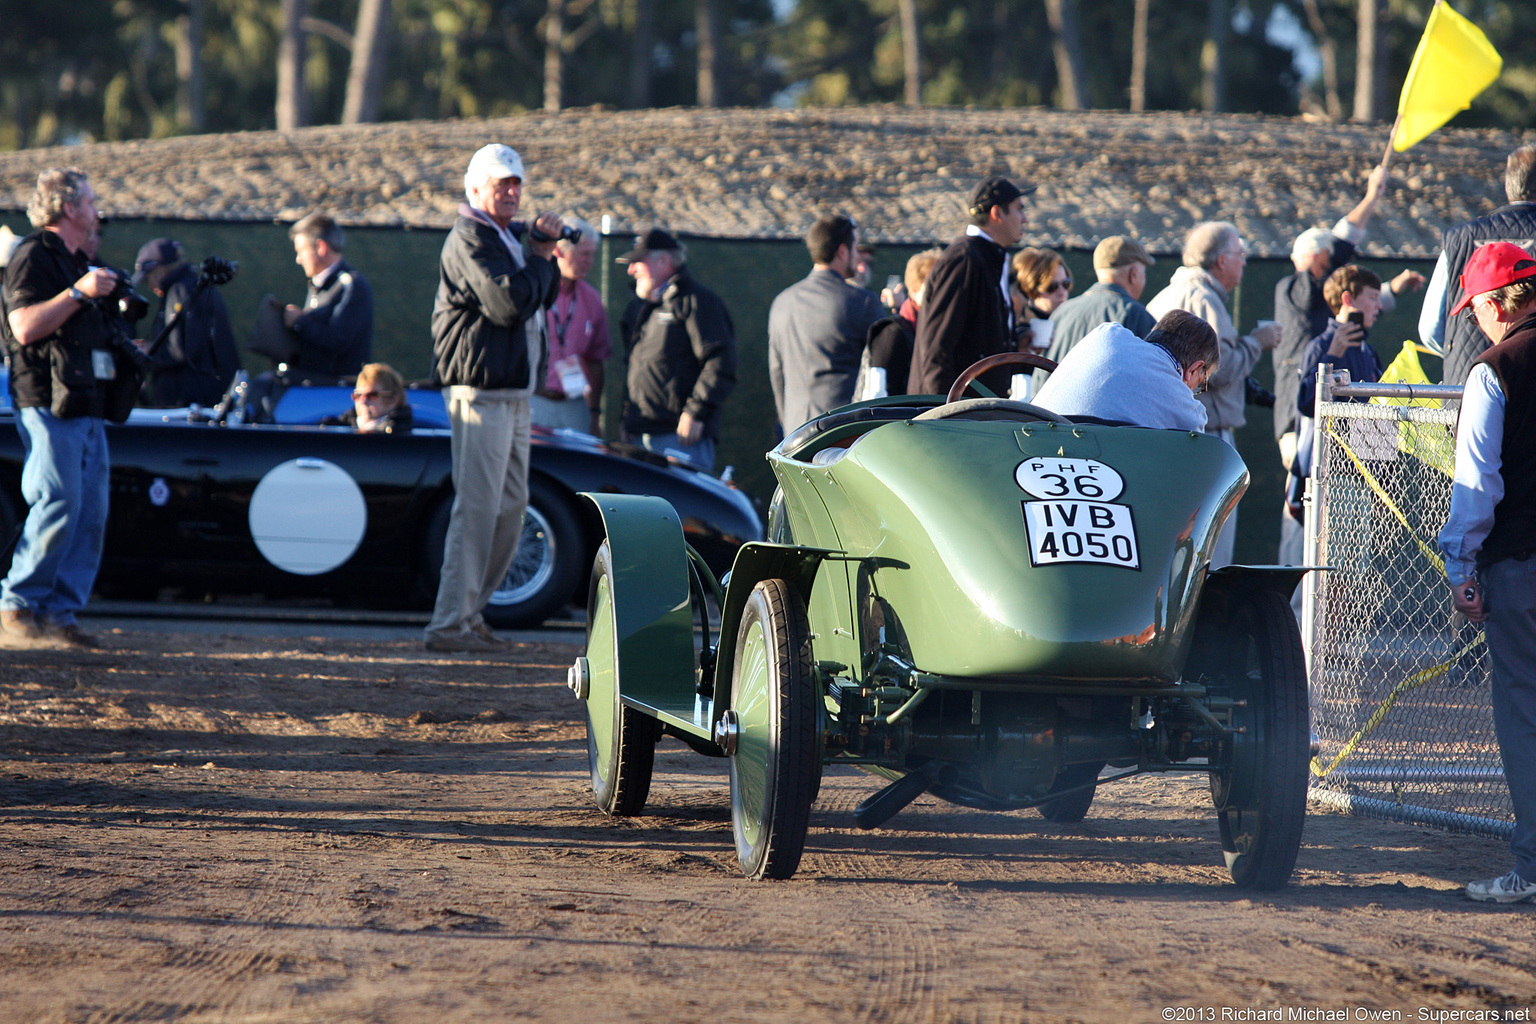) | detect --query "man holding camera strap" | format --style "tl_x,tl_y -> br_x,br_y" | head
0,167 -> 120,649
424,143 -> 561,653
134,238 -> 239,408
